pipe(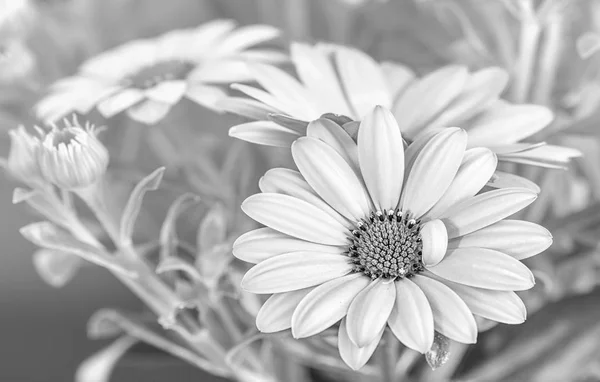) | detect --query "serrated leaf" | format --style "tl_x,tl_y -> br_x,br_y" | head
119,167 -> 165,244
21,222 -> 134,278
